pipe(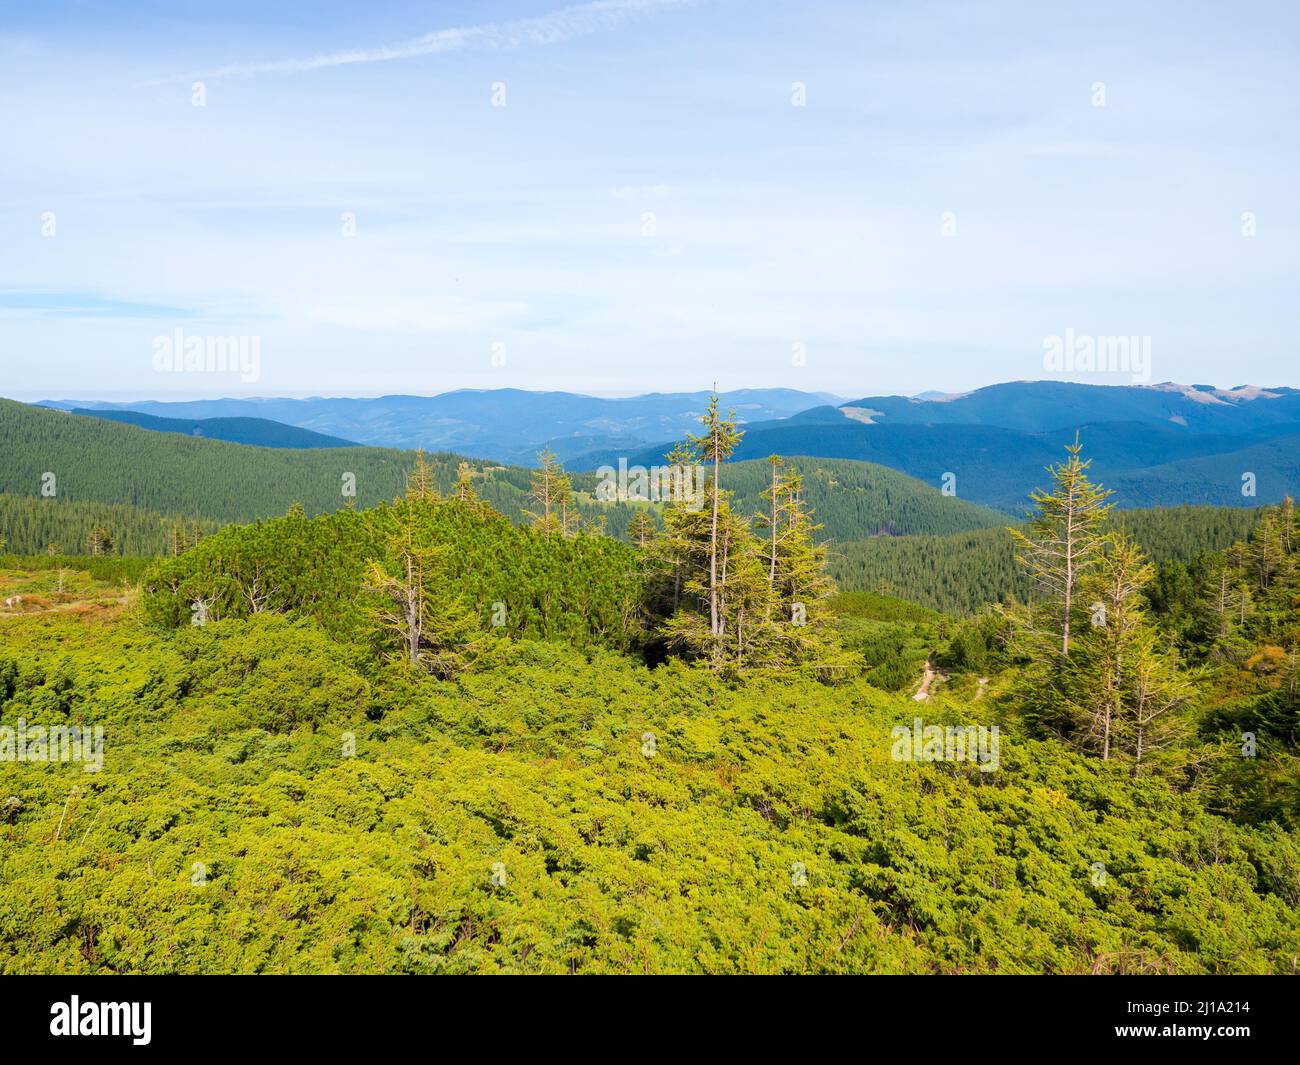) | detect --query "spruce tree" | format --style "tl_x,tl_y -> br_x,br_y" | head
689,394 -> 743,644
758,455 -> 786,598
365,498 -> 483,678
1009,436 -> 1113,668
1125,630 -> 1192,777
87,526 -> 114,556
525,449 -> 572,537
761,461 -> 843,671
1069,533 -> 1153,760
627,511 -> 656,548
646,408 -> 768,672
658,500 -> 771,673
406,450 -> 440,502
642,442 -> 700,623
453,461 -> 480,504
1058,533 -> 1192,770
